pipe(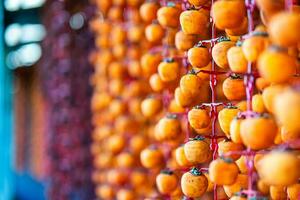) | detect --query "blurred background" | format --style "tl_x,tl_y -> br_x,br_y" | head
1,0 -> 95,199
